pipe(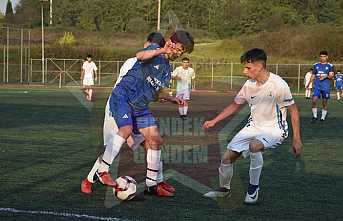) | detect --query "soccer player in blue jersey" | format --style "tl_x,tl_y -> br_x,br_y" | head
82,30 -> 194,197
335,70 -> 343,100
310,51 -> 334,122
